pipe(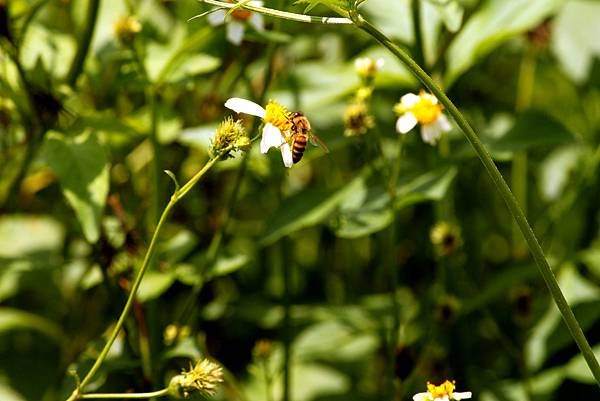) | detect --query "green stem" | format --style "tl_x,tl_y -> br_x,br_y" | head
80,388 -> 169,399
282,239 -> 291,401
411,0 -> 424,67
200,0 -> 351,24
512,51 -> 536,258
66,0 -> 100,86
350,11 -> 600,387
65,153 -> 228,401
